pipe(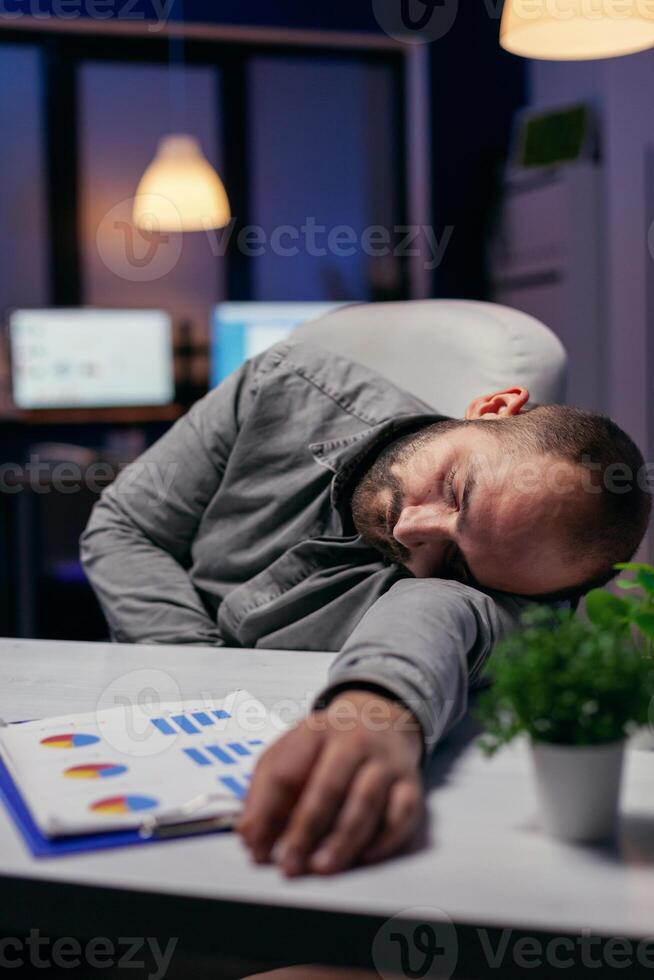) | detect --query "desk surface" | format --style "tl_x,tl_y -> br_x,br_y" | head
1,638 -> 654,951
